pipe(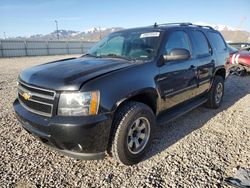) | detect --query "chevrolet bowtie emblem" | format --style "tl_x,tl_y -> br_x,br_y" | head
22,92 -> 31,100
